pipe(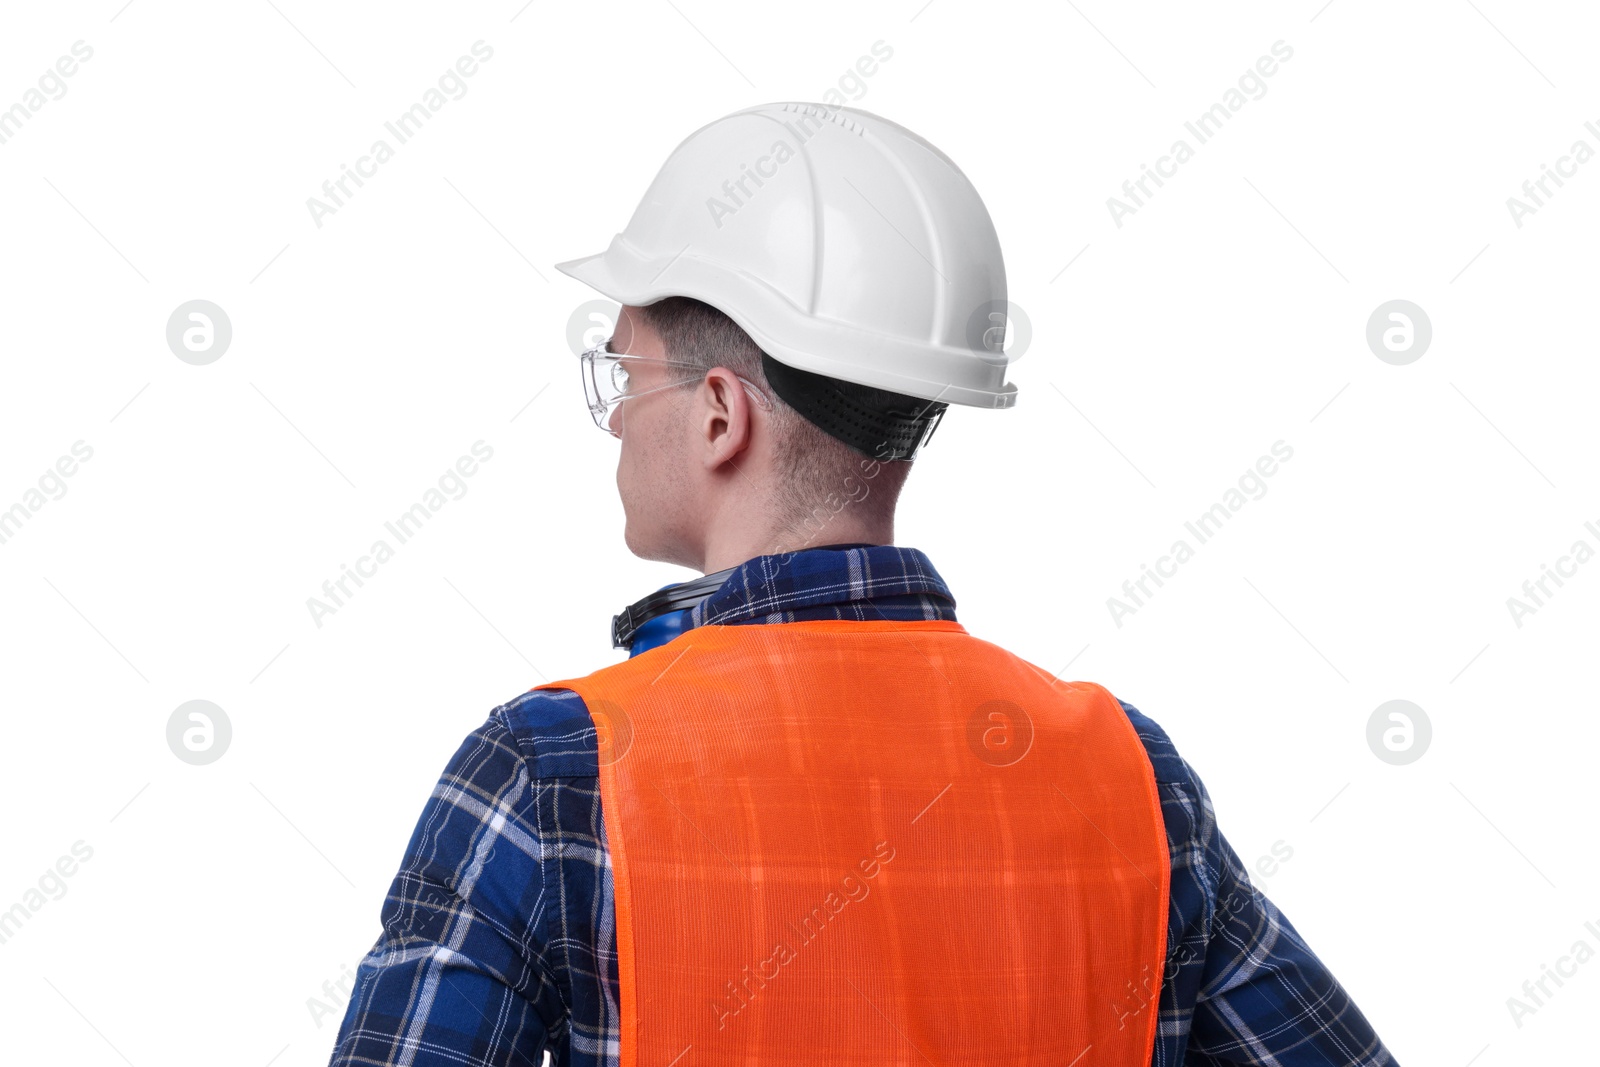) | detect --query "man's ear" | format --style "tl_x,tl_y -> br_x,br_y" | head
697,367 -> 754,470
